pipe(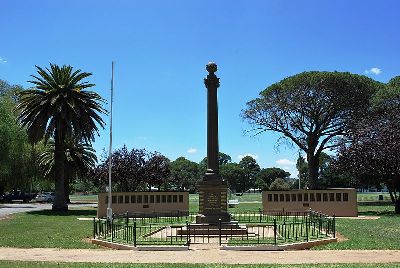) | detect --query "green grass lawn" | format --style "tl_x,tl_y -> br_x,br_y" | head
0,262 -> 399,268
0,208 -> 98,249
317,206 -> 400,250
357,193 -> 391,201
69,194 -> 98,202
1,193 -> 399,250
189,193 -> 263,212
